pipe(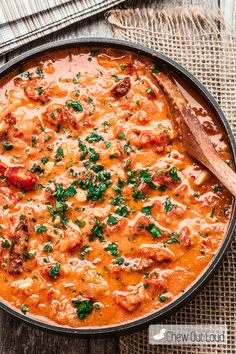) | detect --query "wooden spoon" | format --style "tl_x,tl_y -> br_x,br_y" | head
153,72 -> 236,197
